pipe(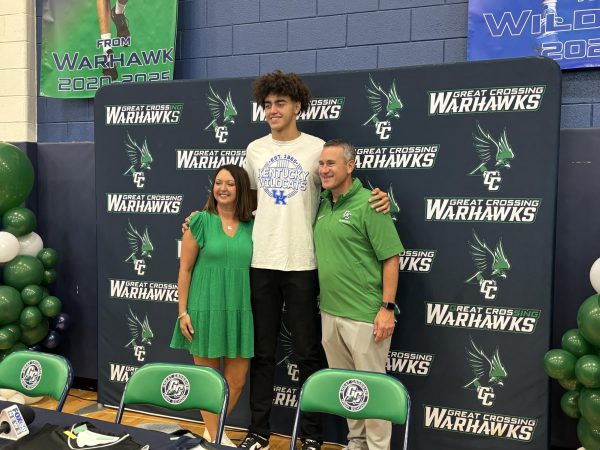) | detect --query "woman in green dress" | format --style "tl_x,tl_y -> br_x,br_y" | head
170,164 -> 254,447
